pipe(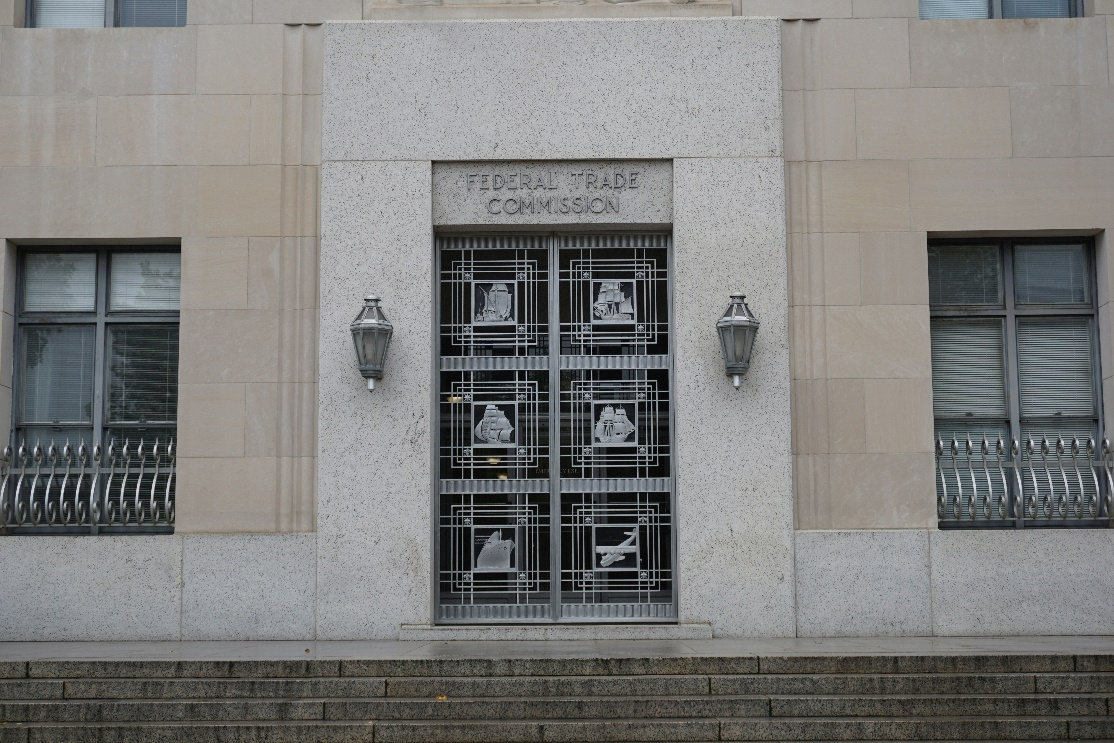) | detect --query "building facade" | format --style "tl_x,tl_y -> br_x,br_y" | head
0,0 -> 1112,640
